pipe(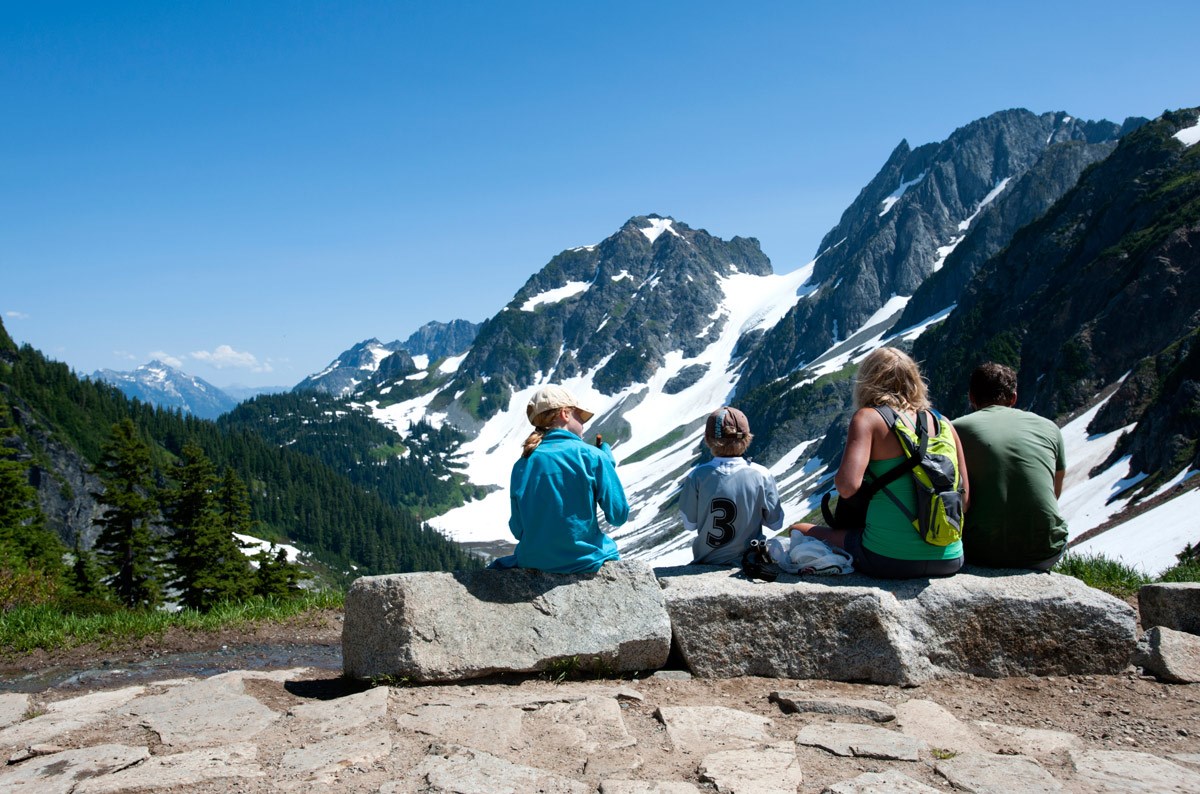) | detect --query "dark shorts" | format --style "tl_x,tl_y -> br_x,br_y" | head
844,530 -> 963,579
